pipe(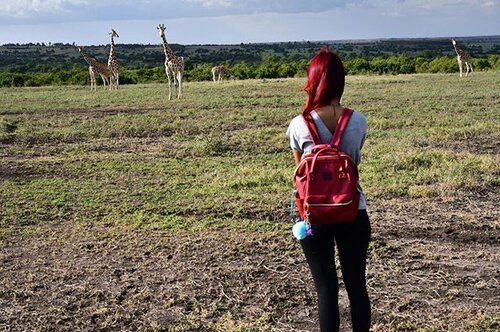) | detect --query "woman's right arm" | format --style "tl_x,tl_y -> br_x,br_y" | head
287,117 -> 303,166
292,150 -> 302,166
